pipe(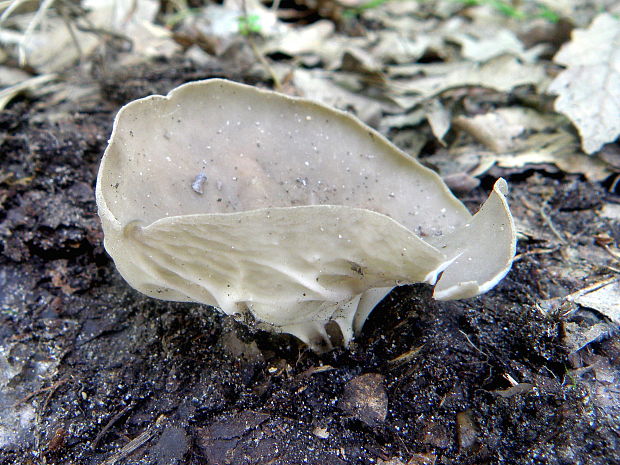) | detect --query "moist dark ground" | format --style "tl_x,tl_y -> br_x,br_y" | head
1,63 -> 619,465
